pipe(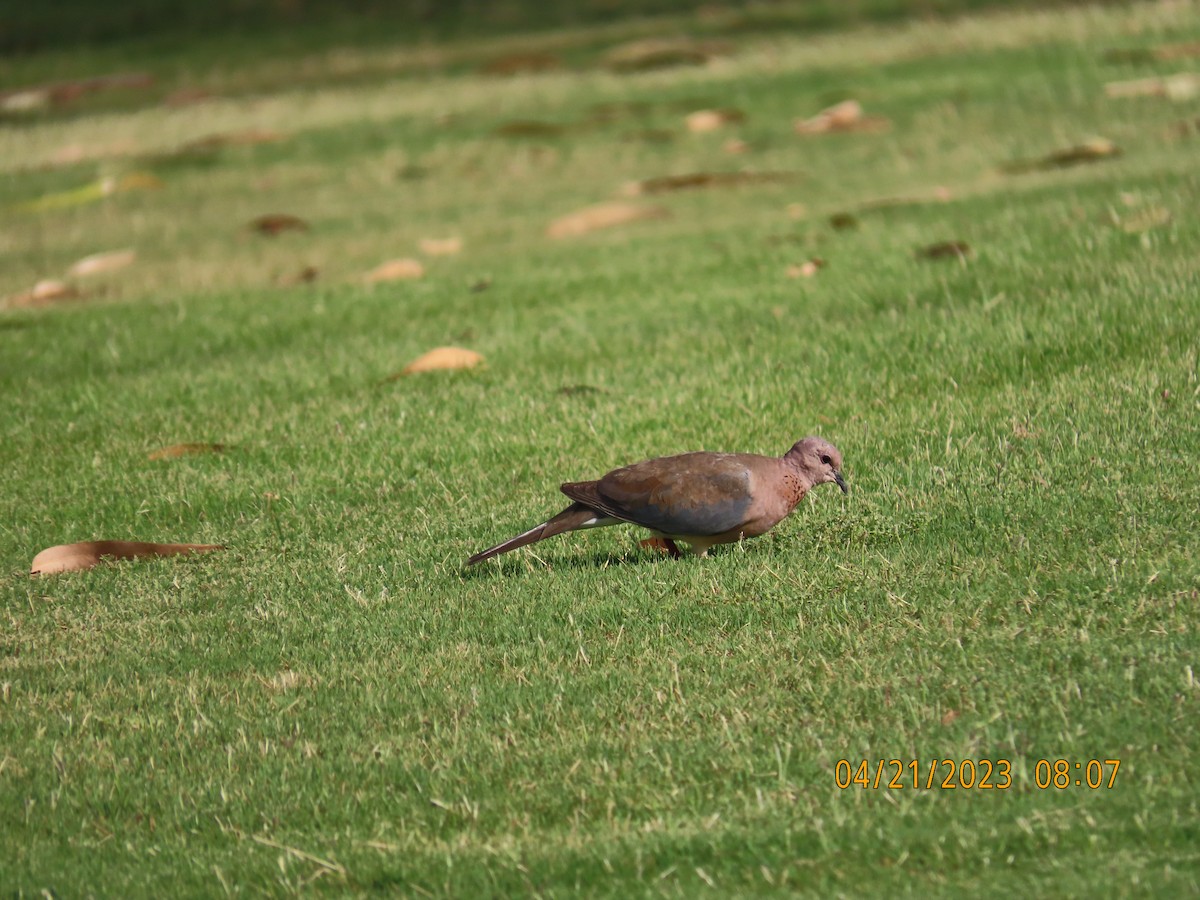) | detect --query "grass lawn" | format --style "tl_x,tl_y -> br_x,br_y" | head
2,0 -> 1199,895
